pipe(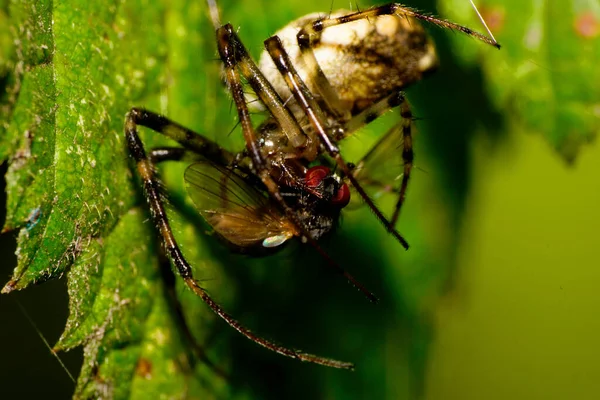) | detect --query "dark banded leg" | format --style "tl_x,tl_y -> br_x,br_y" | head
148,147 -> 187,163
265,36 -> 409,249
216,25 -> 310,150
125,110 -> 355,370
158,253 -> 230,381
150,145 -> 230,379
345,92 -> 414,226
344,92 -> 405,134
295,4 -> 500,117
391,98 -> 413,226
127,108 -> 235,167
299,4 -> 500,47
216,24 -> 379,304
